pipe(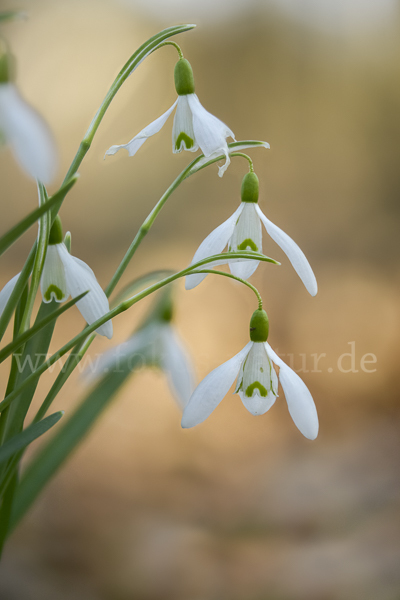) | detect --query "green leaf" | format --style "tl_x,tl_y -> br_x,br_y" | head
1,301 -> 59,437
0,176 -> 78,257
0,11 -> 27,23
0,291 -> 88,364
10,356 -> 142,532
0,412 -> 63,465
